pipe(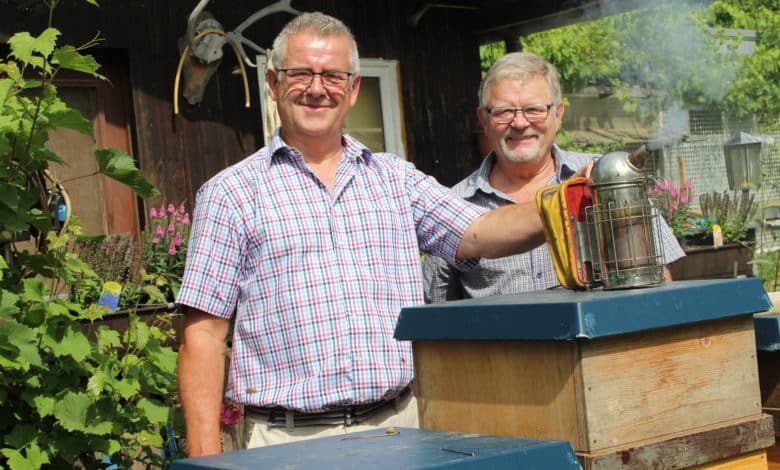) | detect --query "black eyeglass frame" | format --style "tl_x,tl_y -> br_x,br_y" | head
483,103 -> 554,124
277,68 -> 355,89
